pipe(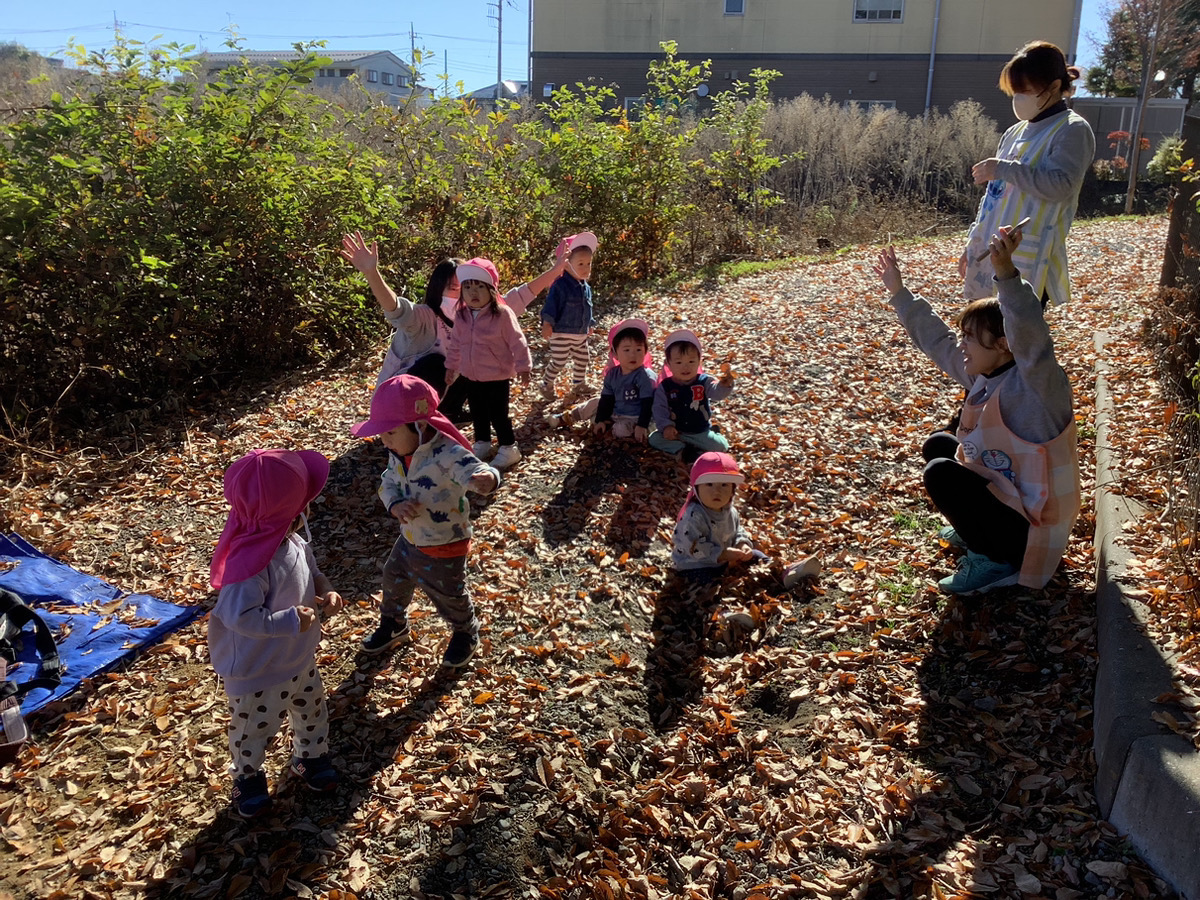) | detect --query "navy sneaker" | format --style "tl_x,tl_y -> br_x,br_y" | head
938,551 -> 1019,595
231,770 -> 271,819
290,754 -> 338,792
361,617 -> 410,655
442,631 -> 479,668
